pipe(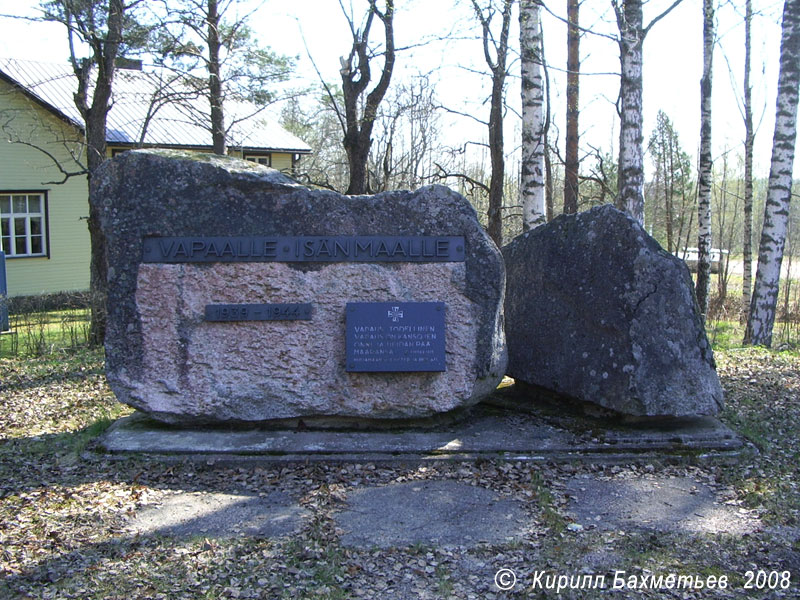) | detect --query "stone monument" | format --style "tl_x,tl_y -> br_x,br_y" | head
95,150 -> 506,425
503,205 -> 724,417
